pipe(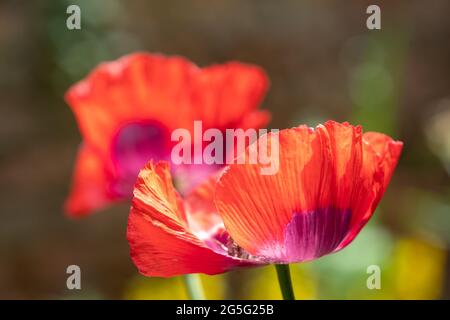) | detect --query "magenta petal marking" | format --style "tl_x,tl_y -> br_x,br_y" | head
283,208 -> 351,262
111,121 -> 170,196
